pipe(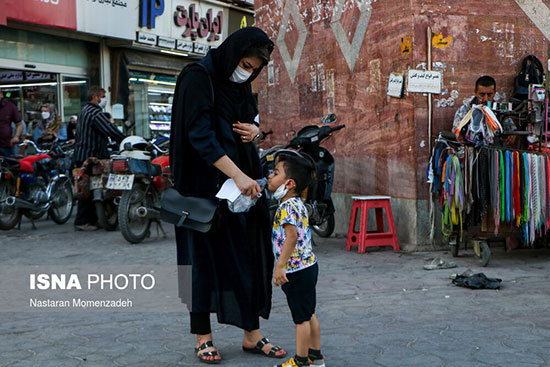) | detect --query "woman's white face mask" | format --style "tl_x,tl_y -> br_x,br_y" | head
41,111 -> 50,120
229,65 -> 252,83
